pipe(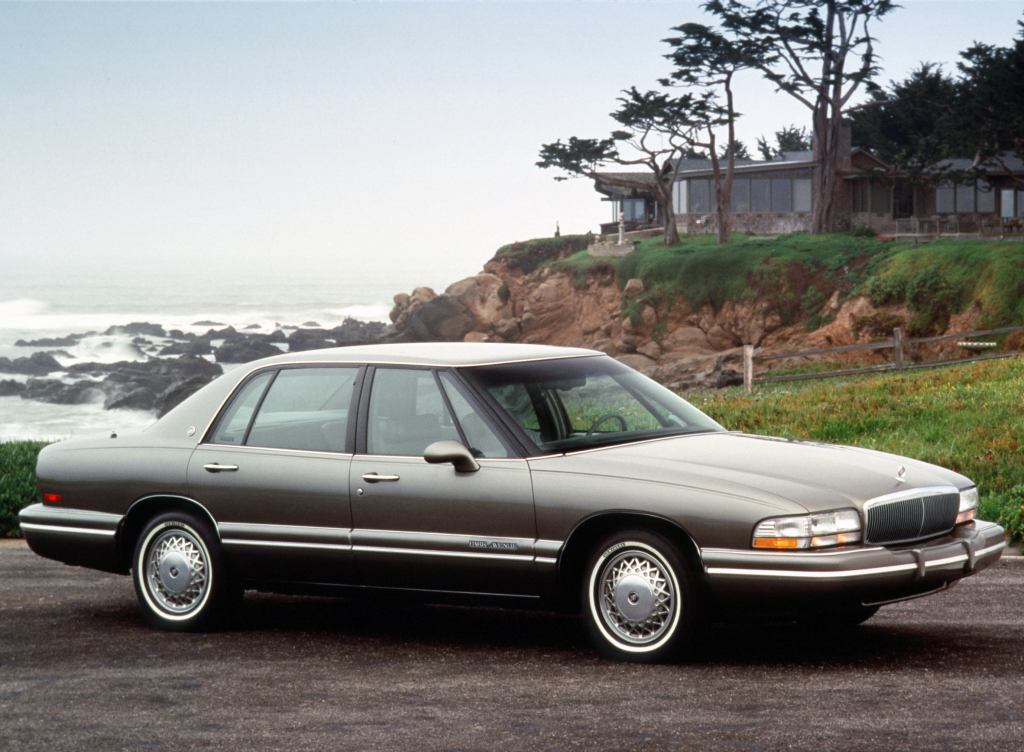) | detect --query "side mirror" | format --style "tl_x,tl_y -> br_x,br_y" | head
424,441 -> 480,473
